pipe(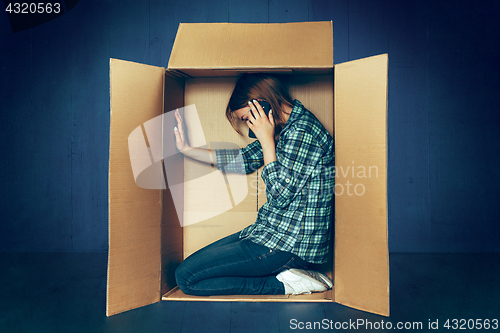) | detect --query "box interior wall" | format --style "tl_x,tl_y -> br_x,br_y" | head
159,73 -> 335,302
